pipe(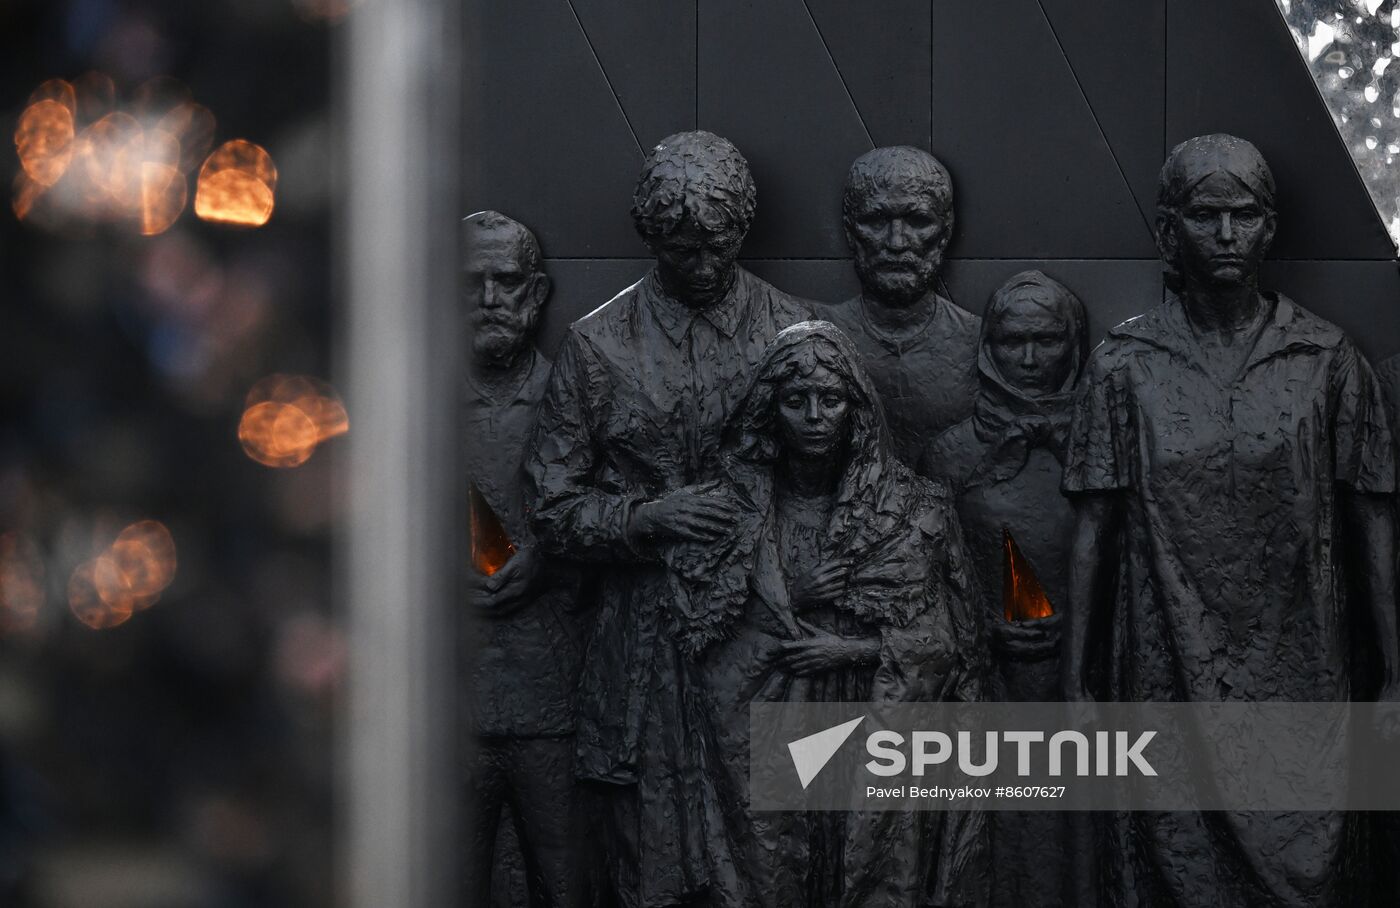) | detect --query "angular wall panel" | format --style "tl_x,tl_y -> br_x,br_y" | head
1039,0 -> 1166,223
931,0 -> 1158,259
699,0 -> 877,258
569,0 -> 697,148
463,0 -> 648,257
804,0 -> 932,149
1166,0 -> 1392,259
